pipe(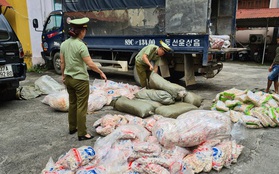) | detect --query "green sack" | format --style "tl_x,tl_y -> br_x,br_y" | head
137,99 -> 162,108
155,102 -> 197,118
149,72 -> 187,100
183,91 -> 203,107
135,89 -> 175,105
113,96 -> 155,118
